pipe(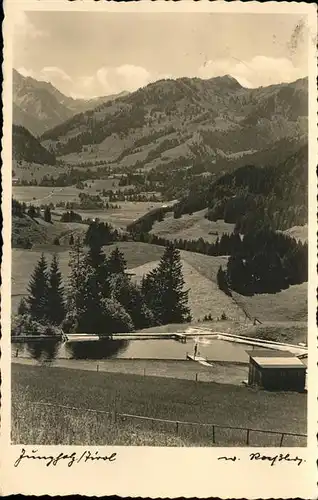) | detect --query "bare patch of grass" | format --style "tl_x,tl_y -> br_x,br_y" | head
232,284 -> 307,323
